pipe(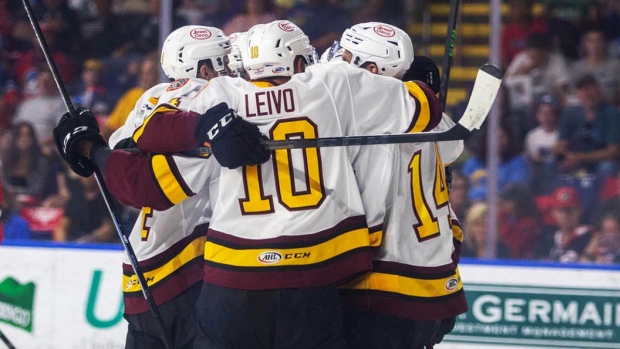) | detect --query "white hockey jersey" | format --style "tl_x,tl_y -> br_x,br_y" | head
340,115 -> 469,320
182,61 -> 424,290
107,78 -> 219,314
